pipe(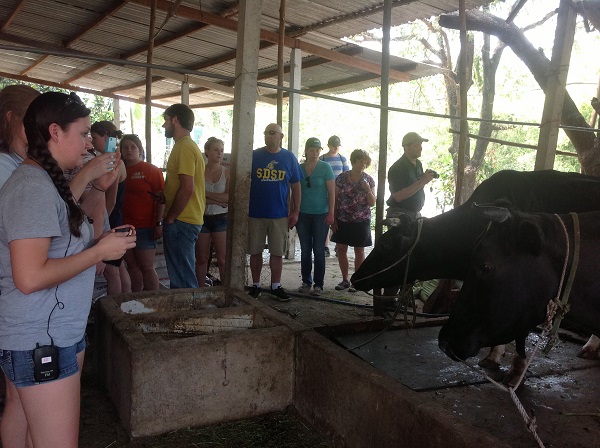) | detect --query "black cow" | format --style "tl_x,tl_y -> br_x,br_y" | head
352,169 -> 600,291
351,169 -> 600,370
438,207 -> 600,381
